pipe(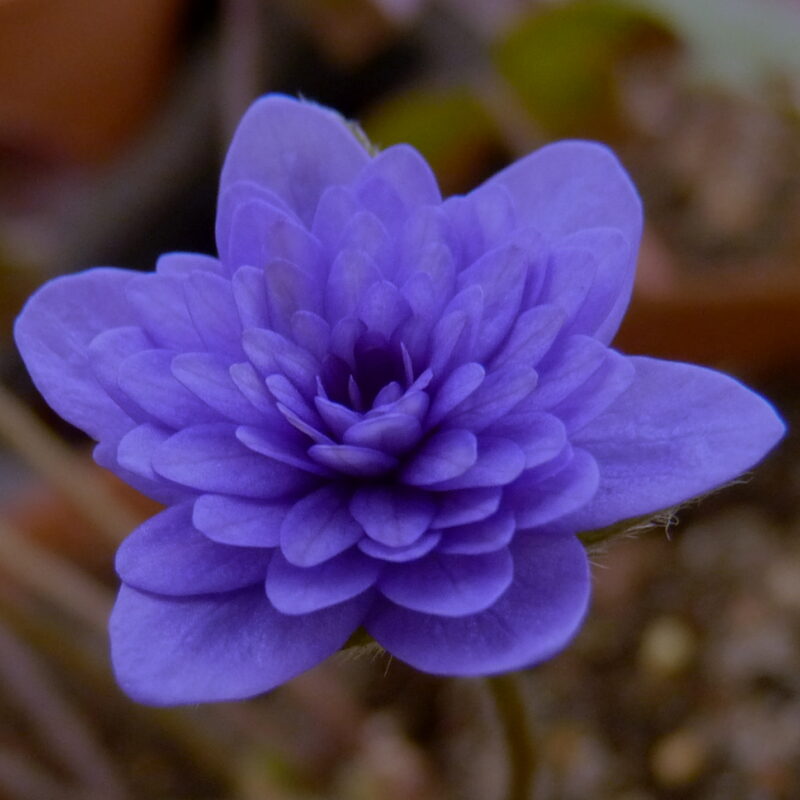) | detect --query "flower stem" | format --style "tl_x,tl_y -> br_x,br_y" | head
487,673 -> 537,800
